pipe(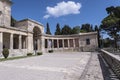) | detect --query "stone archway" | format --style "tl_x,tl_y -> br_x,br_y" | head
33,26 -> 41,51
